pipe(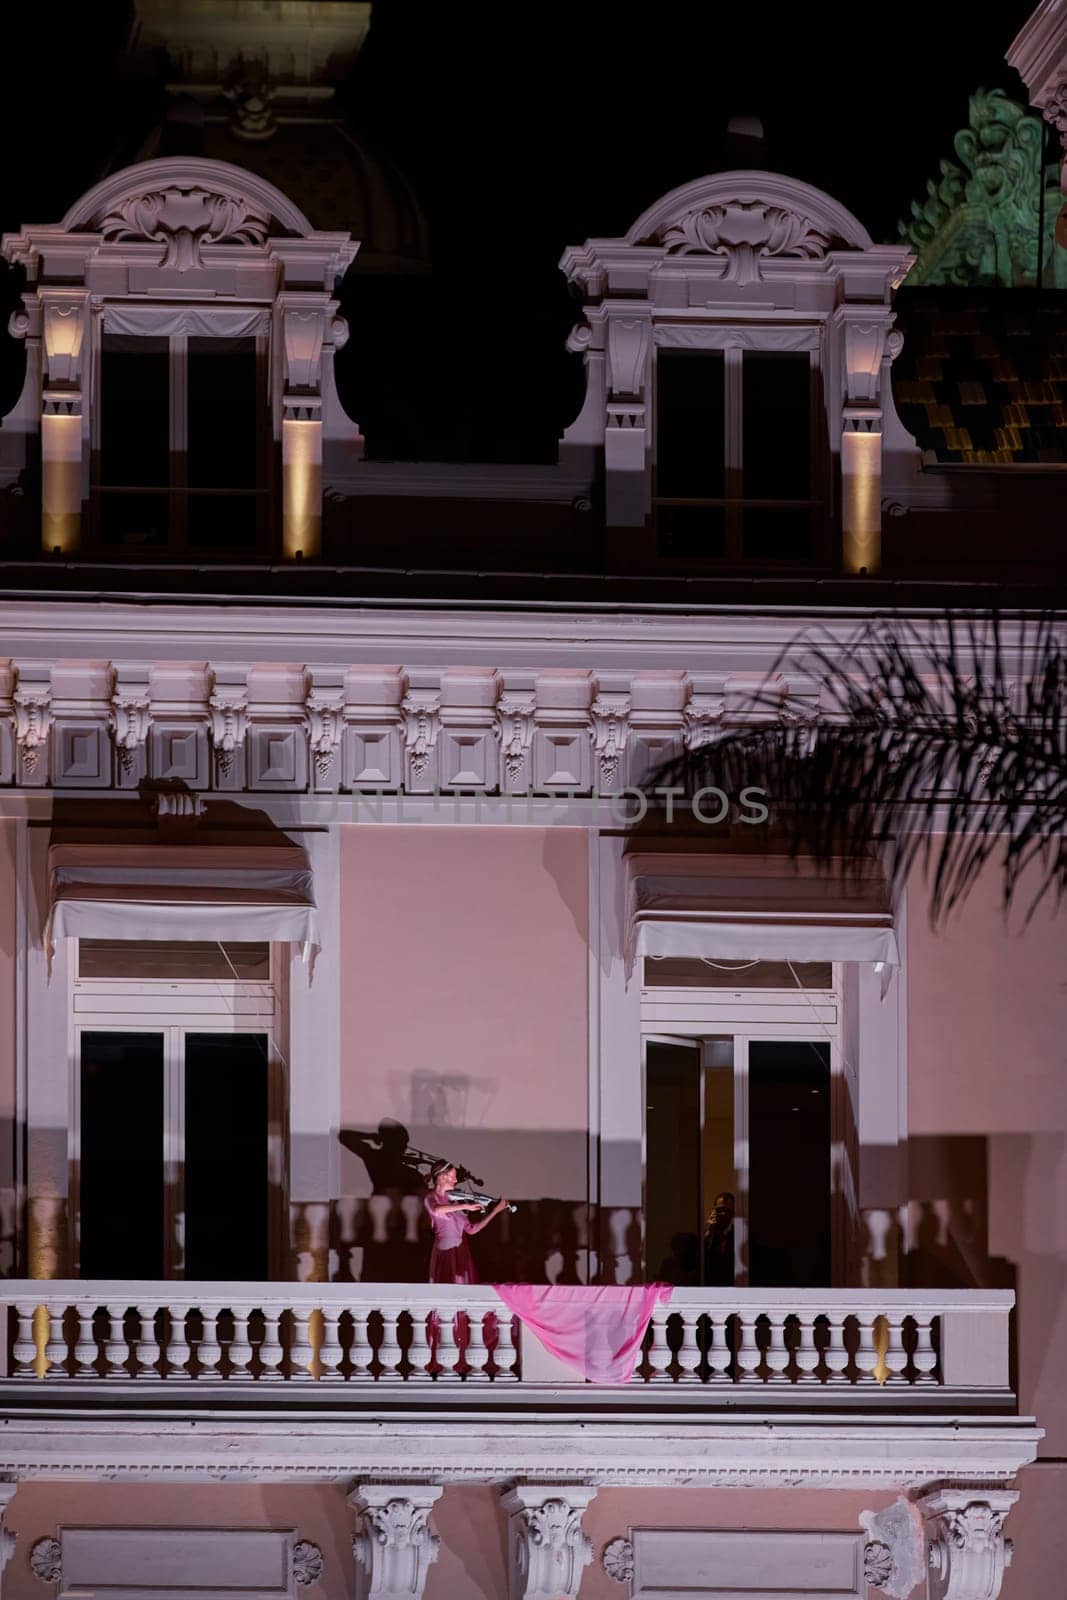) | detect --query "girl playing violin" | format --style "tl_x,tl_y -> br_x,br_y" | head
425,1160 -> 509,1284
